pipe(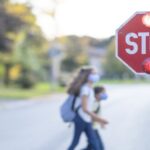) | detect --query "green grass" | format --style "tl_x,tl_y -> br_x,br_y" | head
0,79 -> 149,99
0,83 -> 65,100
98,79 -> 150,84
